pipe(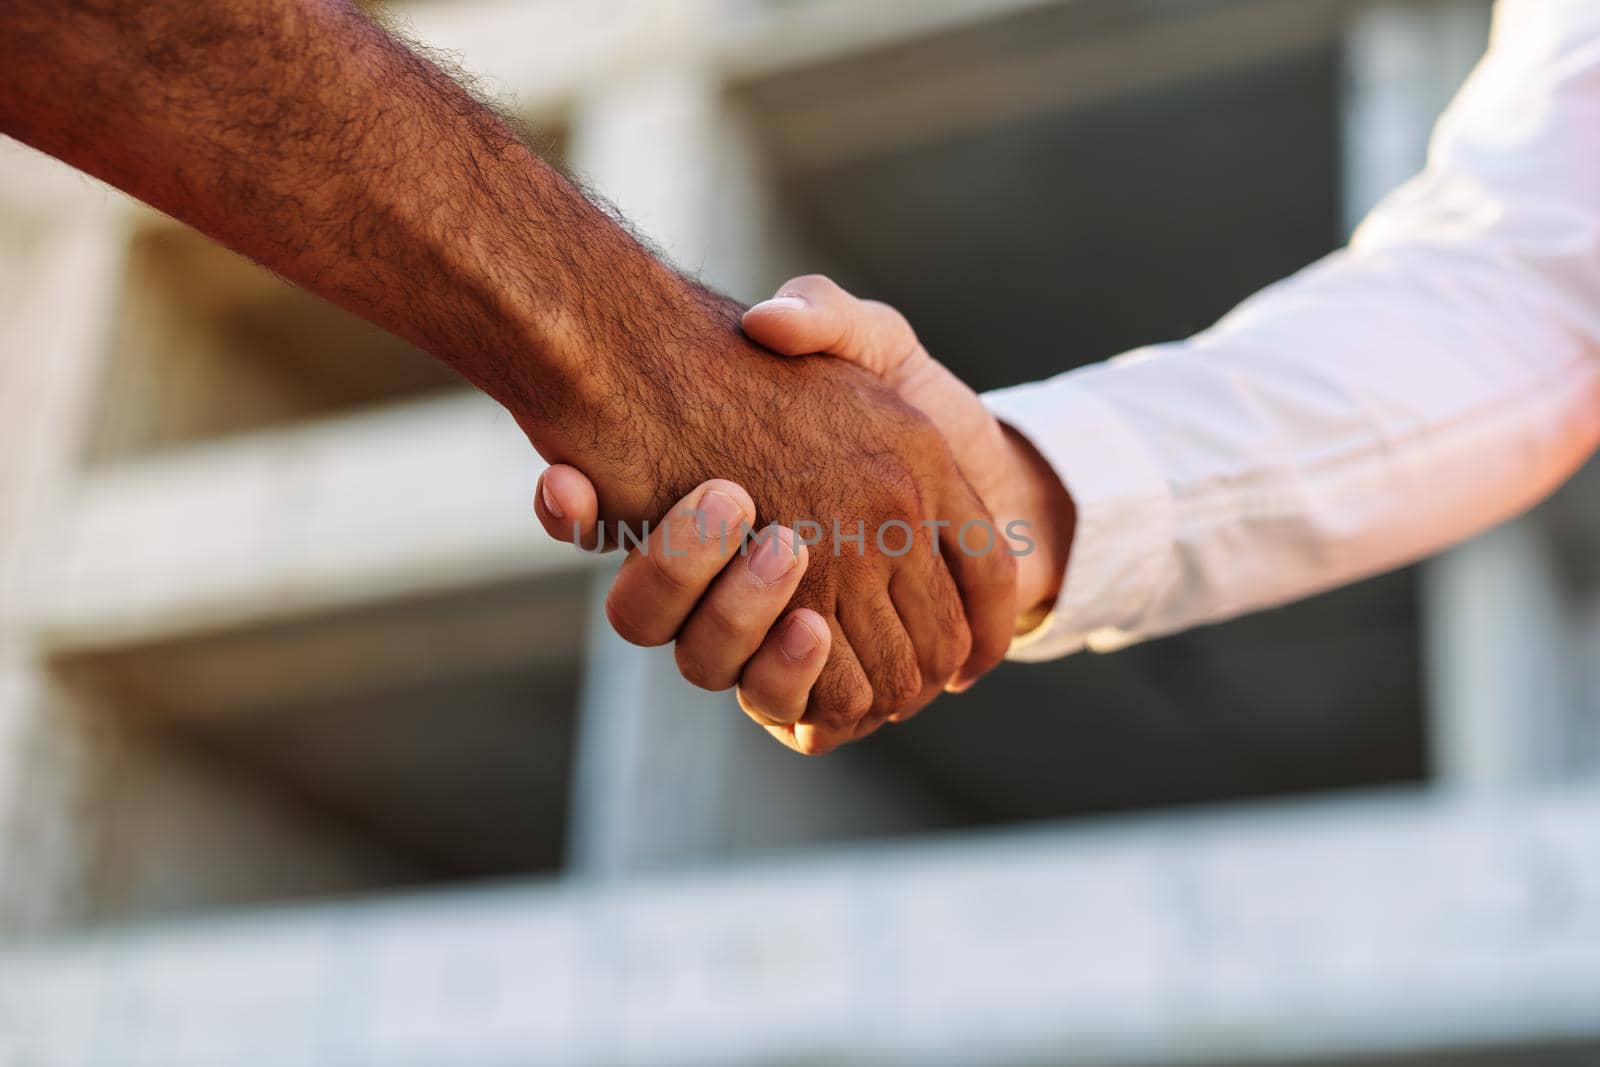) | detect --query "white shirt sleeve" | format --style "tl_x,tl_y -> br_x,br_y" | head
984,0 -> 1600,662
